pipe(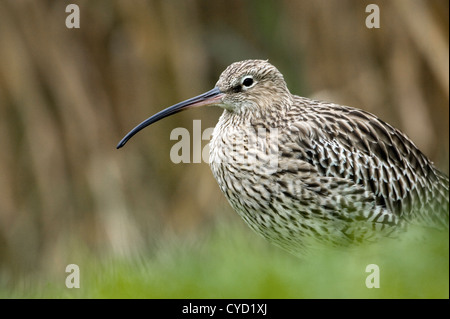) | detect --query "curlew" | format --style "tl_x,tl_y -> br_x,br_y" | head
117,60 -> 449,255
